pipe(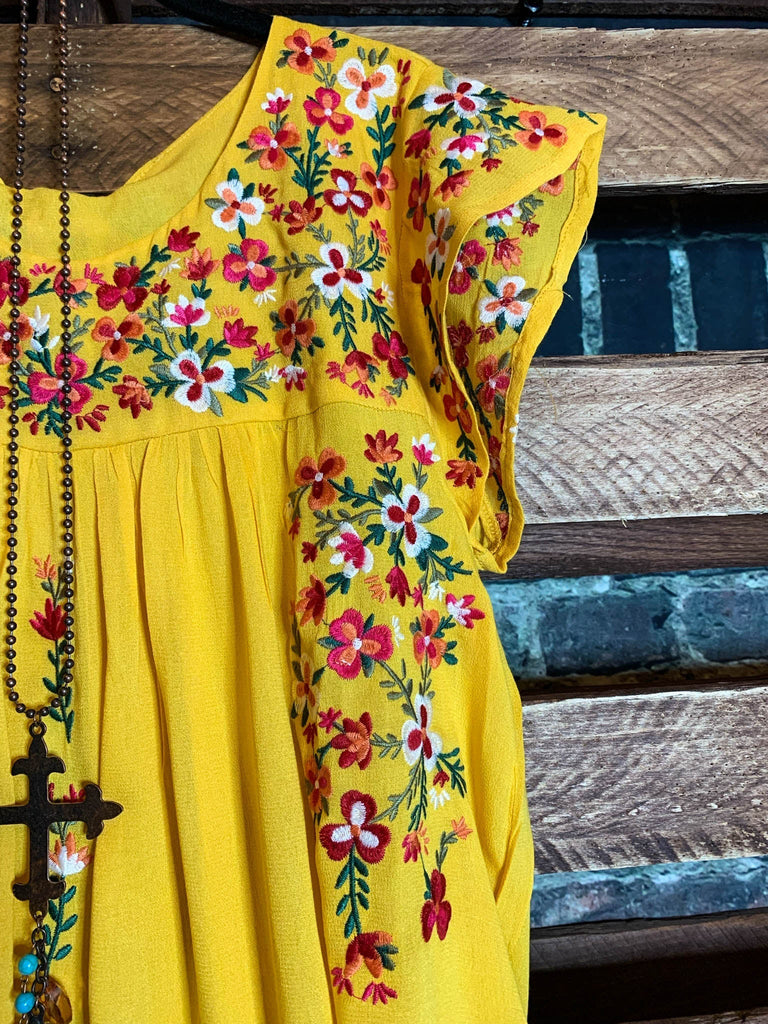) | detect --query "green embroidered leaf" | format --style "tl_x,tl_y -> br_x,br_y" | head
358,891 -> 369,911
60,913 -> 78,933
53,944 -> 72,960
336,893 -> 349,916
